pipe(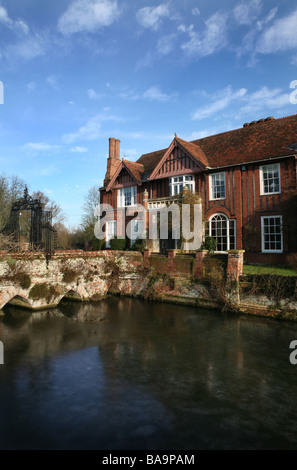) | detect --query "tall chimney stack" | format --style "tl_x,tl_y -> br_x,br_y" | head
104,137 -> 121,186
115,139 -> 120,160
109,137 -> 115,159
